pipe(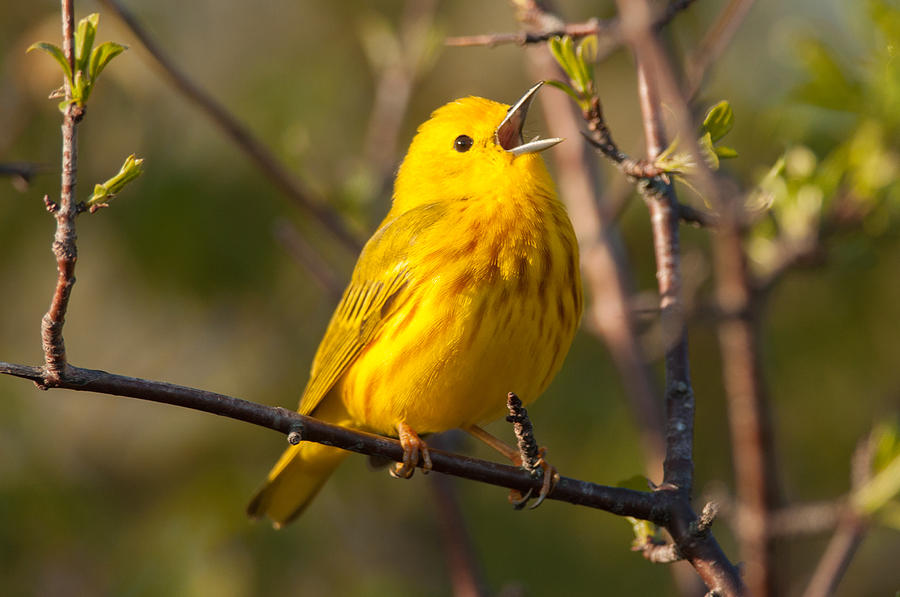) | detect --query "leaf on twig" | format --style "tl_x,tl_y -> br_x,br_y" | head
700,100 -> 734,143
27,13 -> 127,111
27,42 -> 73,86
74,13 -> 99,76
86,154 -> 144,210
